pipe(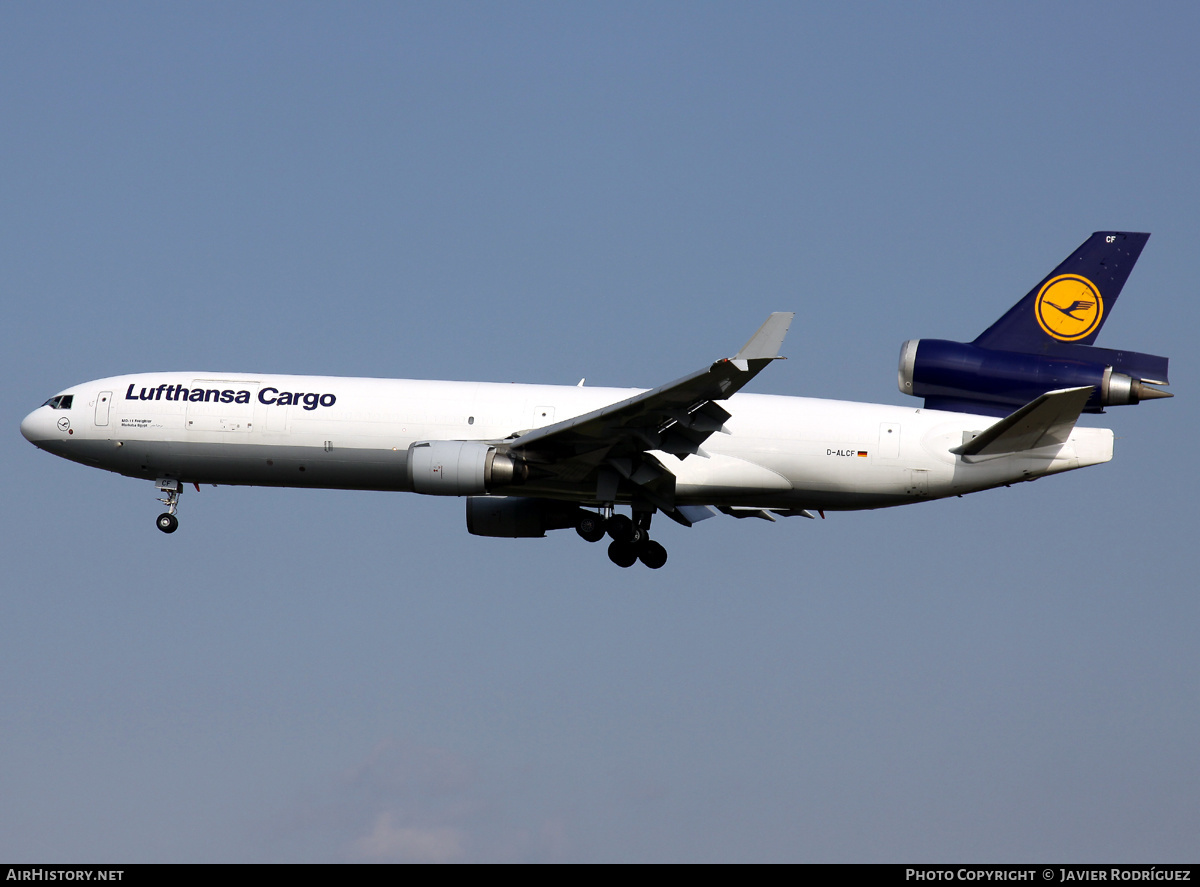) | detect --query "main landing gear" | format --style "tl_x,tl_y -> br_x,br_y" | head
576,508 -> 668,569
155,478 -> 181,534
